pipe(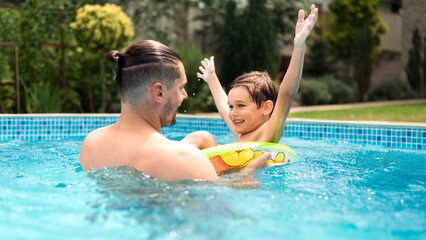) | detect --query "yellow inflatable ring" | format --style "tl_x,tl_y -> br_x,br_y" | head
202,142 -> 299,175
